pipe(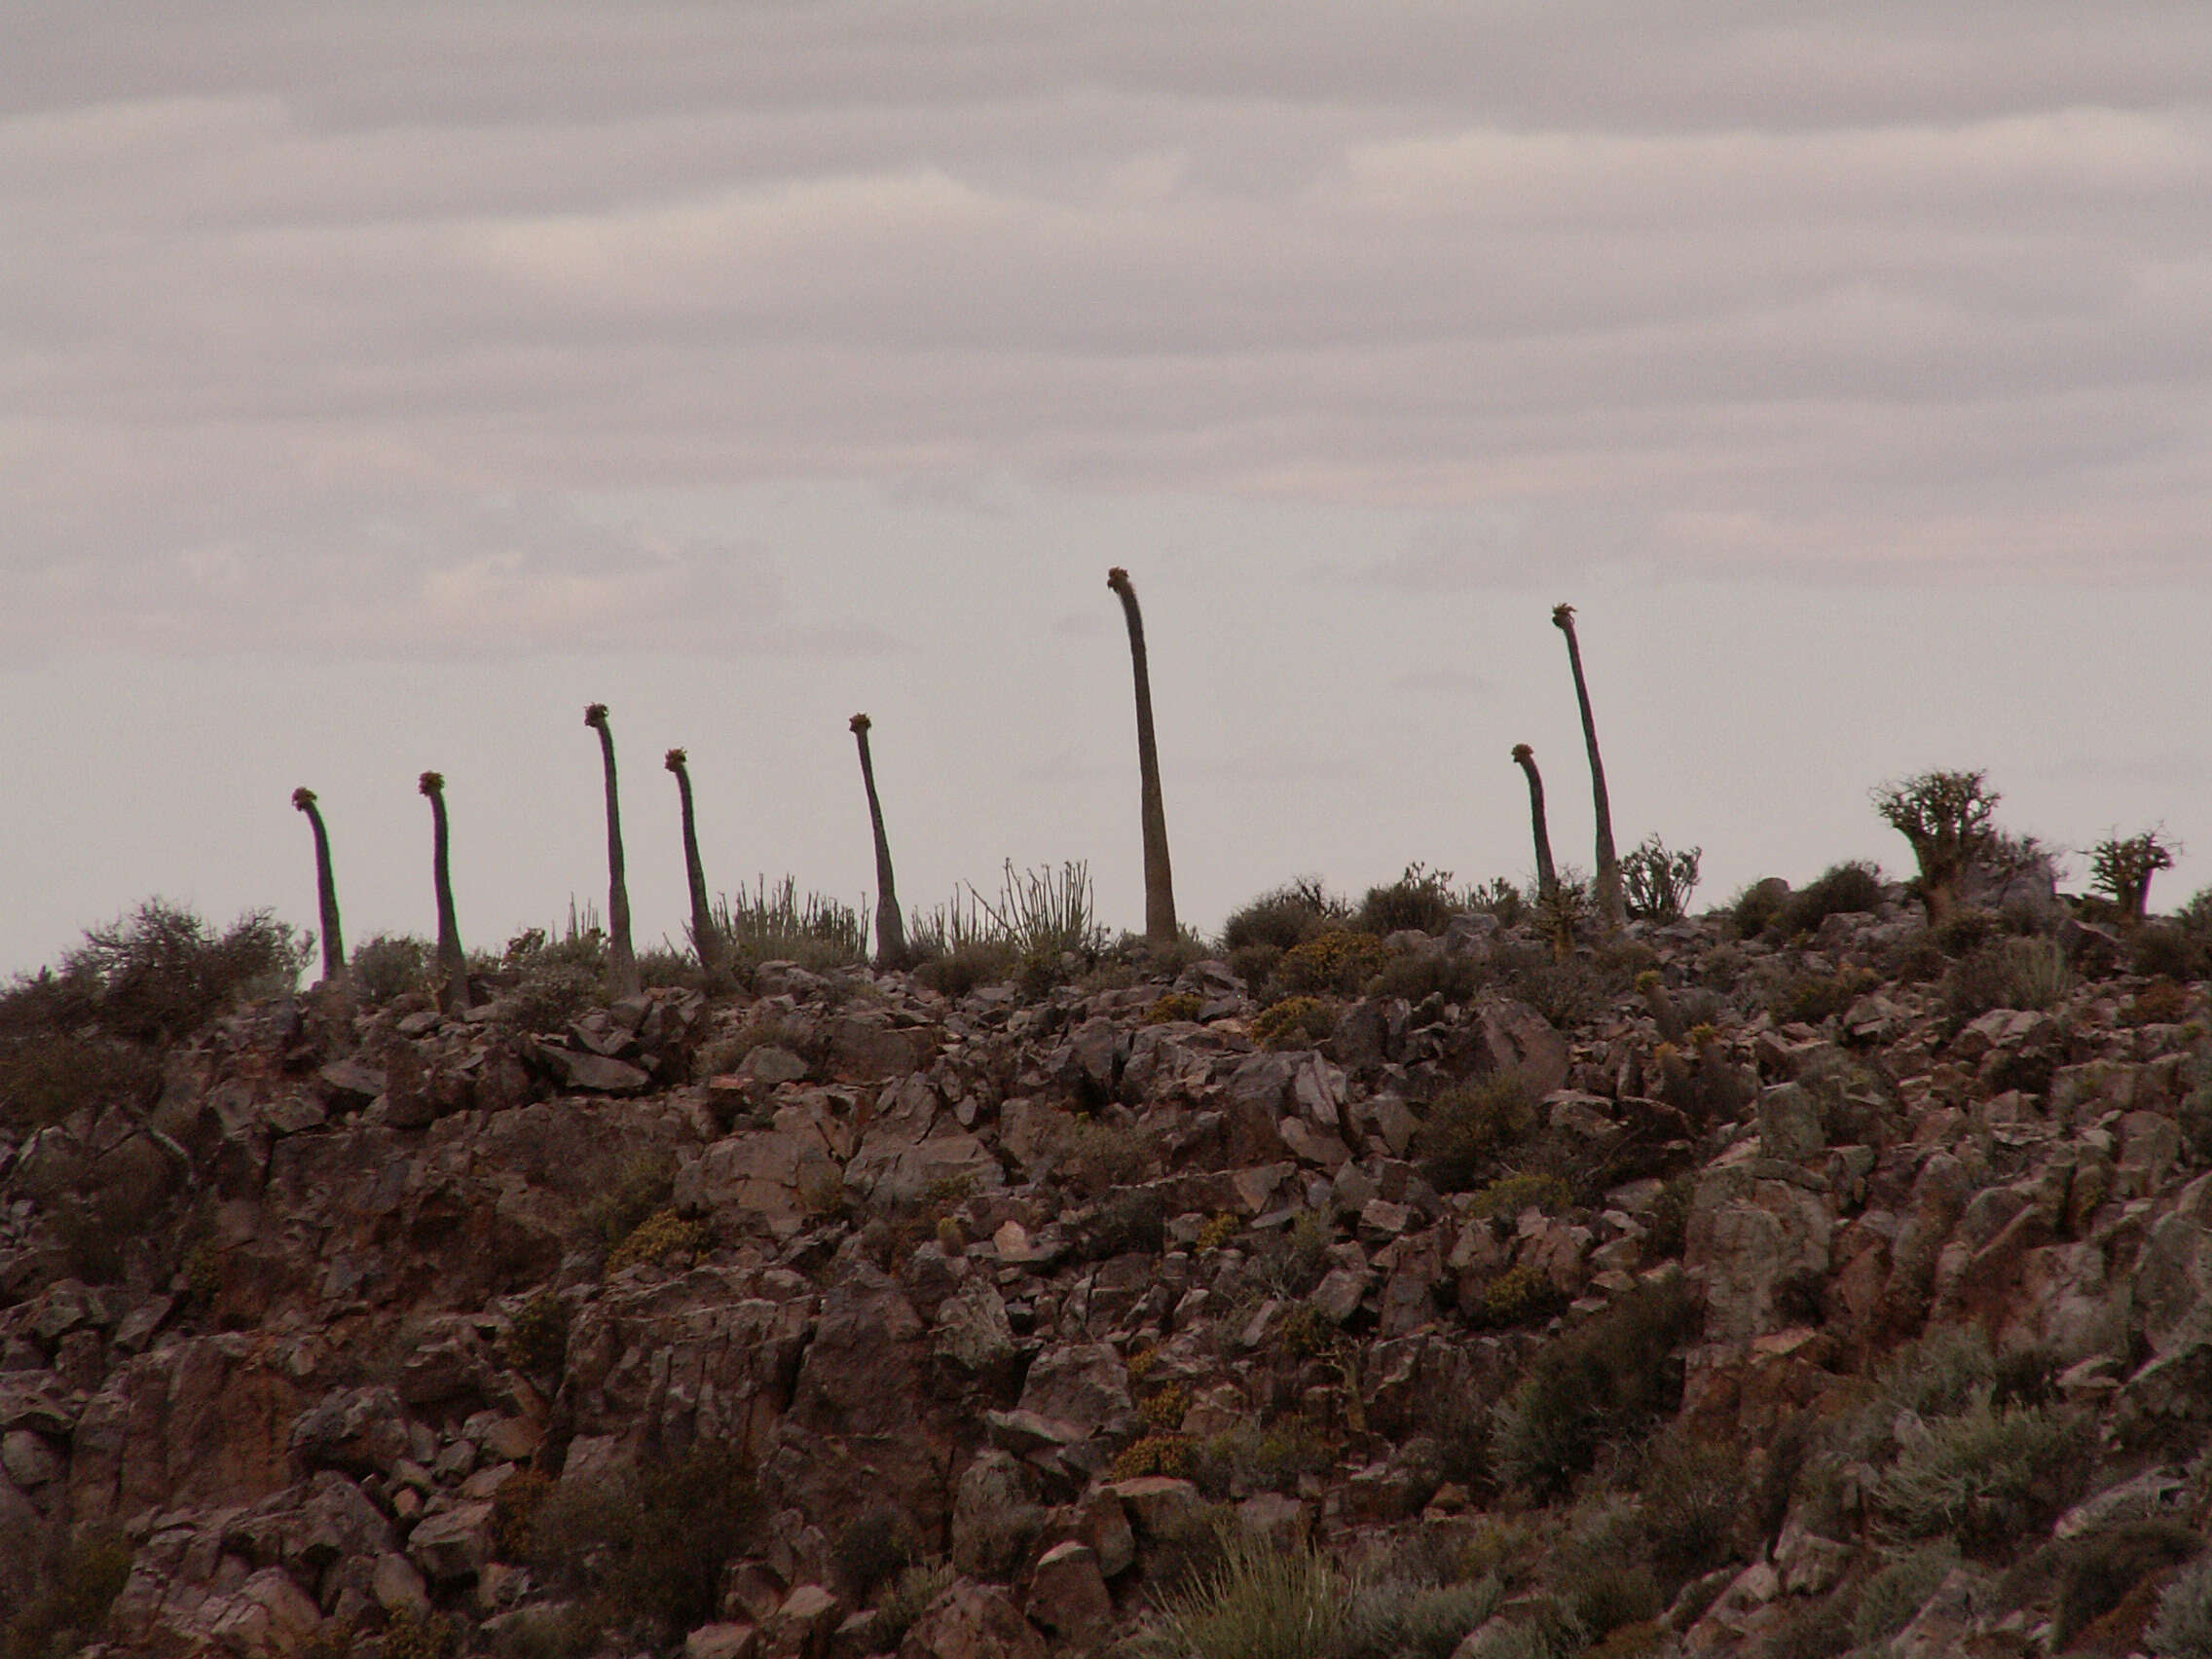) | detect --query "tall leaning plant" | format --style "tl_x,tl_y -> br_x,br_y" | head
291,787 -> 347,985
664,748 -> 728,979
1510,744 -> 1558,907
1108,566 -> 1177,945
849,714 -> 908,970
418,770 -> 471,1013
583,703 -> 641,998
1552,603 -> 1625,931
